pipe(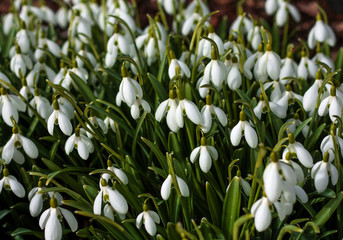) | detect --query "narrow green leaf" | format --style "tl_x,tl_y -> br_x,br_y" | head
306,123 -> 326,150
148,73 -> 168,100
206,182 -> 221,227
293,118 -> 312,138
69,71 -> 99,106
222,176 -> 241,239
141,137 -> 168,172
